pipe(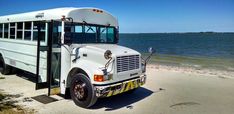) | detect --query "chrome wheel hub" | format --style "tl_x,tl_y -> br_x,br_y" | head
74,82 -> 87,100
